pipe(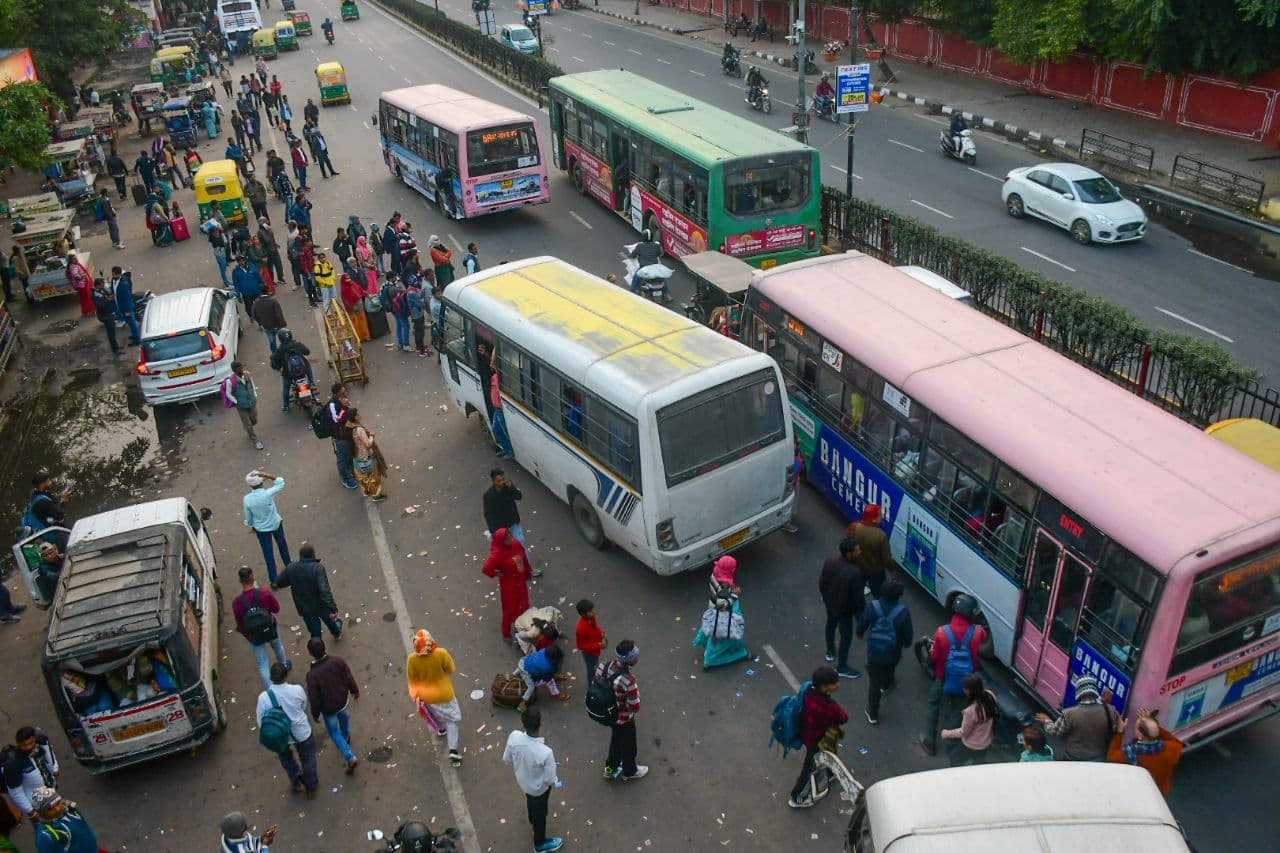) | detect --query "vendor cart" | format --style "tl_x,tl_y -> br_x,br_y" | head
54,120 -> 105,173
42,141 -> 99,216
7,193 -> 64,217
12,209 -> 90,303
76,106 -> 117,148
680,250 -> 753,339
130,82 -> 167,136
323,298 -> 366,384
